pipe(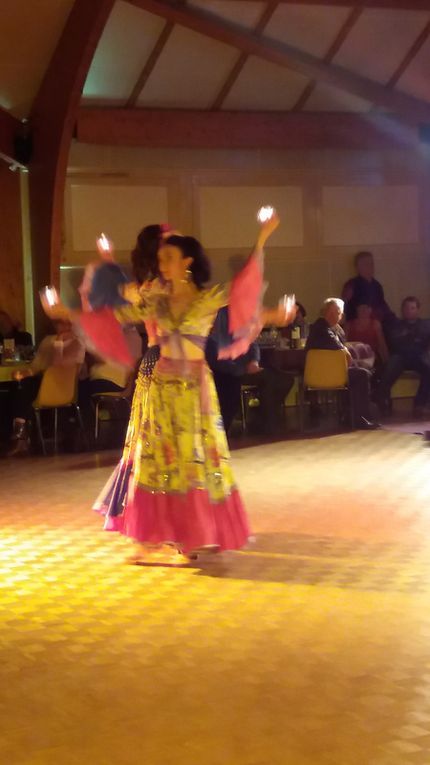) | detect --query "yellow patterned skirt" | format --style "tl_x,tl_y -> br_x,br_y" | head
93,346 -> 159,519
117,357 -> 250,552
